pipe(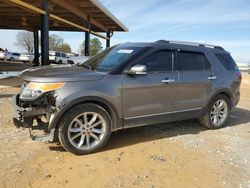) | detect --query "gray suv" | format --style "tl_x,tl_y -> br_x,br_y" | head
12,40 -> 242,155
